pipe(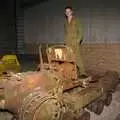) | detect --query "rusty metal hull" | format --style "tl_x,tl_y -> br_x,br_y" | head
0,45 -> 119,120
0,70 -> 119,120
0,70 -> 64,120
